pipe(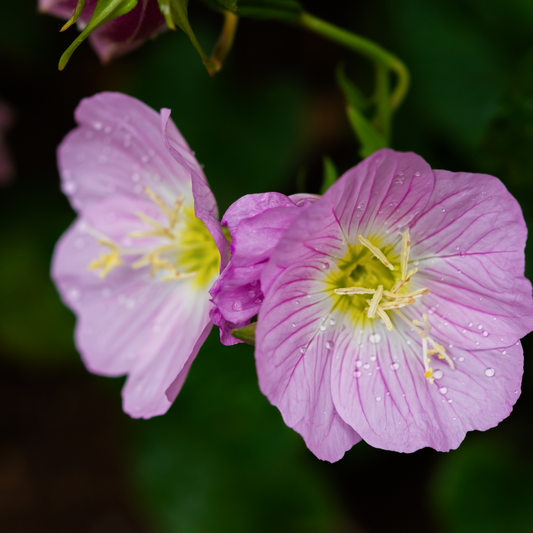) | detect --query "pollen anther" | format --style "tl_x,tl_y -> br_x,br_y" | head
358,235 -> 394,270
